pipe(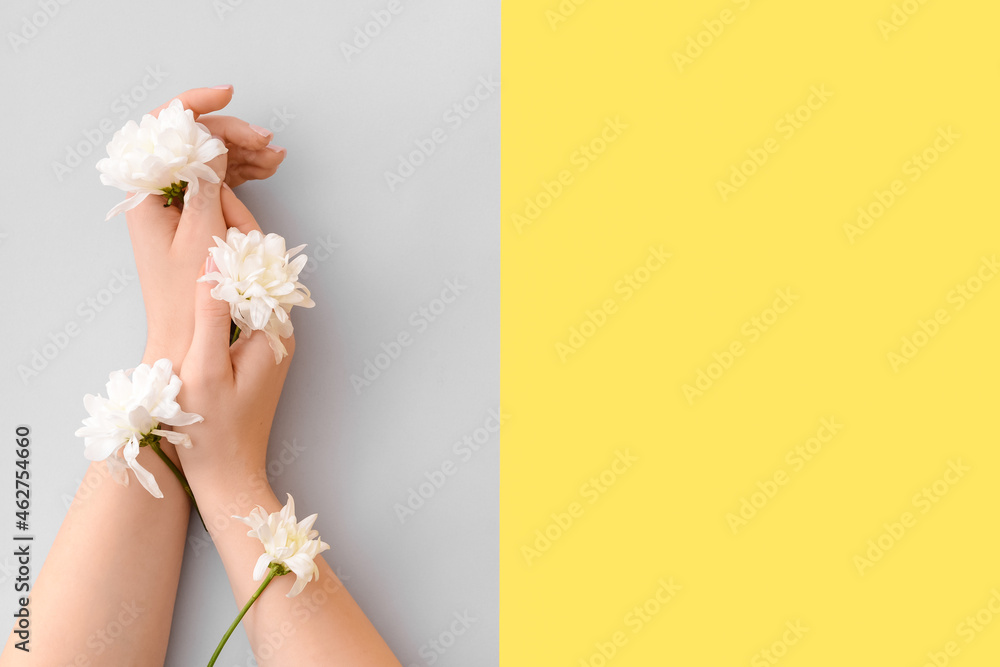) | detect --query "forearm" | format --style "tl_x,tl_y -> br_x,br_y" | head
192,471 -> 400,666
0,447 -> 190,666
